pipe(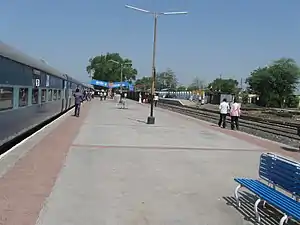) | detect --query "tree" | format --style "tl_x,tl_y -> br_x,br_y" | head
177,85 -> 187,91
246,67 -> 272,106
240,91 -> 249,104
134,76 -> 152,91
187,77 -> 205,91
208,78 -> 238,94
86,53 -> 138,82
156,68 -> 178,90
246,58 -> 300,107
